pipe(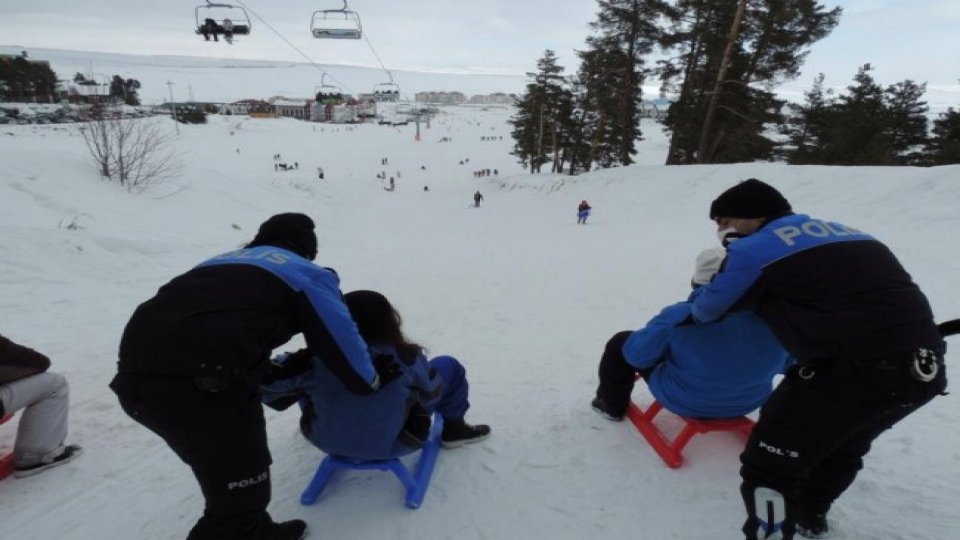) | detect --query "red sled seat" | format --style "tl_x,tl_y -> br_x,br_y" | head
627,400 -> 755,468
0,414 -> 15,480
